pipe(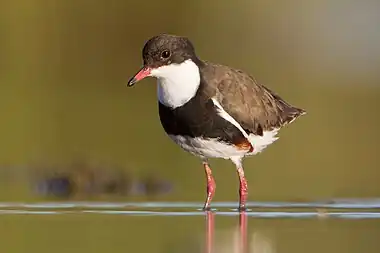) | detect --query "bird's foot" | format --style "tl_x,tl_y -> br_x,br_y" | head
238,205 -> 247,212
